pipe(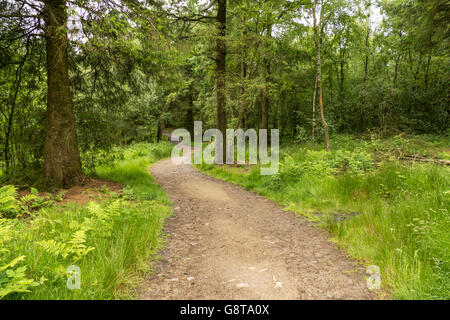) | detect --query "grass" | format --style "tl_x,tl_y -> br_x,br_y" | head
0,142 -> 173,299
196,134 -> 450,300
